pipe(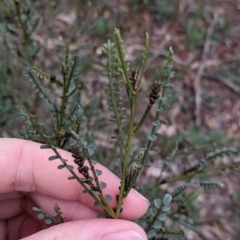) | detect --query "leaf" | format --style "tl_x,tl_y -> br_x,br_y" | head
45,218 -> 52,225
92,160 -> 97,165
159,119 -> 168,125
154,199 -> 161,209
162,204 -> 171,212
163,194 -> 172,205
37,213 -> 45,219
66,165 -> 74,170
57,165 -> 65,169
82,189 -> 88,193
149,207 -> 157,216
87,143 -> 97,150
152,120 -> 160,126
162,105 -> 170,110
91,190 -> 100,195
151,147 -> 160,152
148,135 -> 157,141
94,201 -> 100,207
69,138 -> 77,146
158,213 -> 167,221
95,169 -> 102,176
79,178 -> 86,182
67,176 -> 75,180
32,207 -> 42,212
152,220 -> 162,229
48,155 -> 59,161
60,158 -> 68,163
100,181 -> 107,189
87,148 -> 94,156
156,107 -> 163,112
40,144 -> 50,149
147,229 -> 157,238
105,194 -> 112,202
164,83 -> 174,88
81,140 -> 87,147
134,163 -> 142,169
